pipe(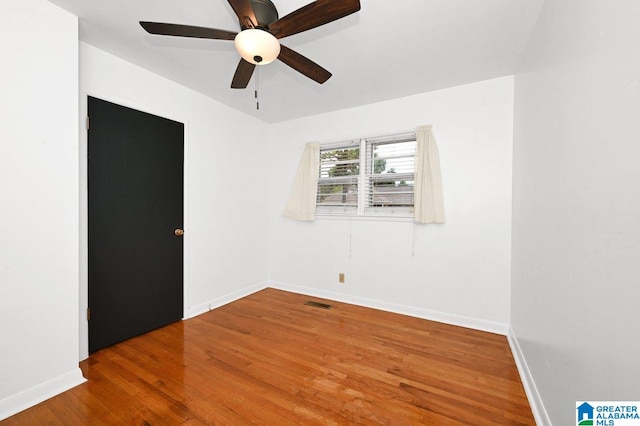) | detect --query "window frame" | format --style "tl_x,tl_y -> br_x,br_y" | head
315,132 -> 416,219
315,140 -> 361,216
